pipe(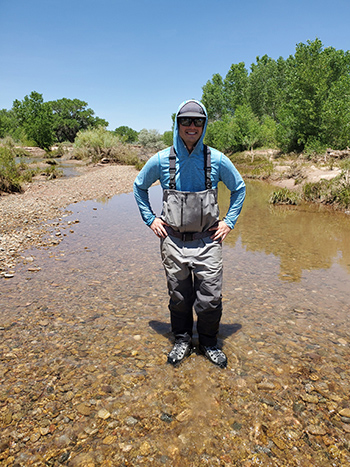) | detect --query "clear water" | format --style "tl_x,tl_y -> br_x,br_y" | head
1,180 -> 350,466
